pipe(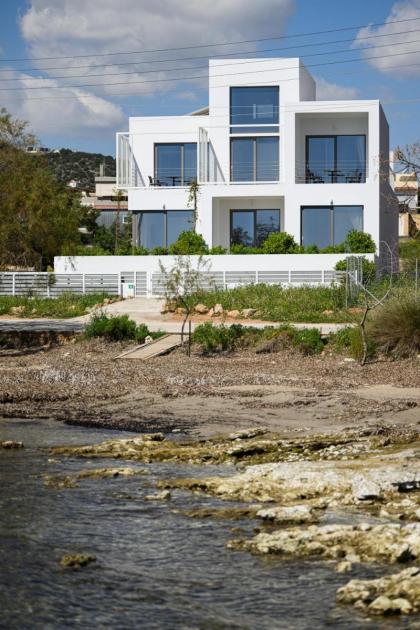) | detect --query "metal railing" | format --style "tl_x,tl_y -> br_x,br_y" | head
0,269 -> 346,299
